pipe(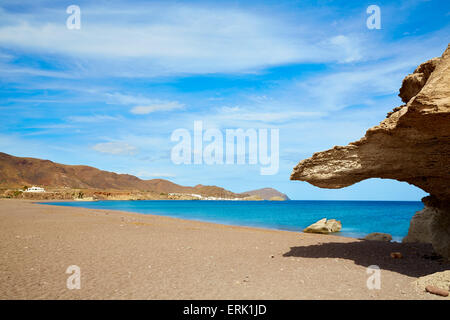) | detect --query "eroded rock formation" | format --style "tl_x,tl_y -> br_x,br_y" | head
291,44 -> 450,258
